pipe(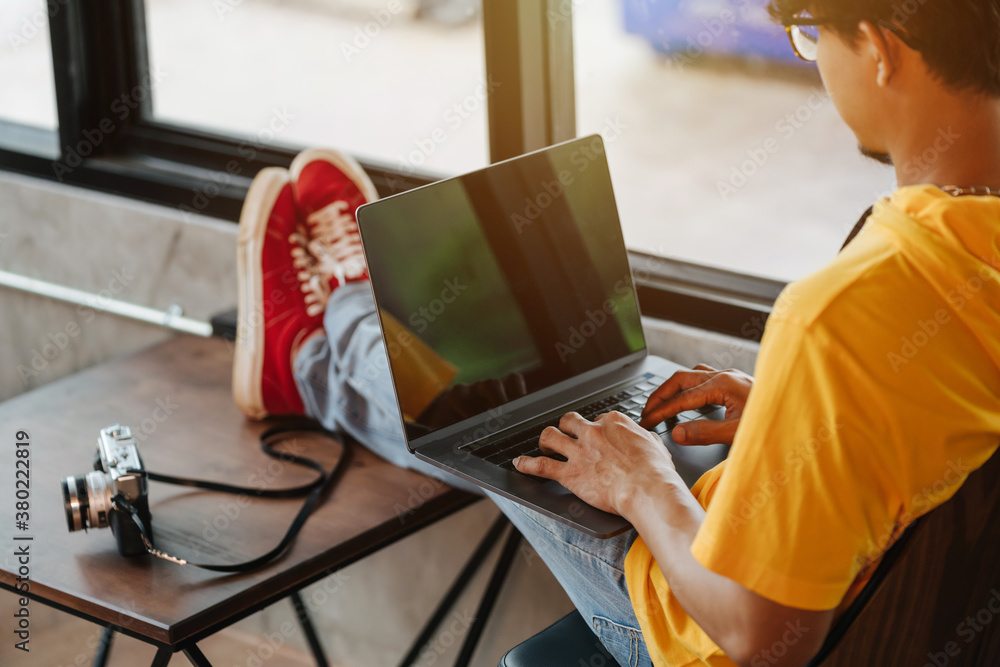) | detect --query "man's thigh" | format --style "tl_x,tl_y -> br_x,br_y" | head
487,491 -> 653,667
